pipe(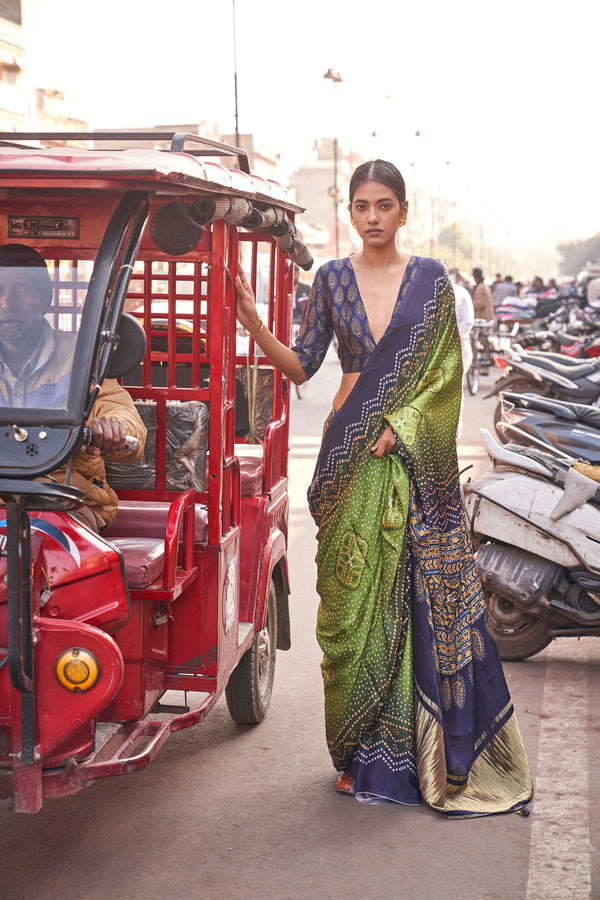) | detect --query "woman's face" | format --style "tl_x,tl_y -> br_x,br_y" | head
350,180 -> 407,247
